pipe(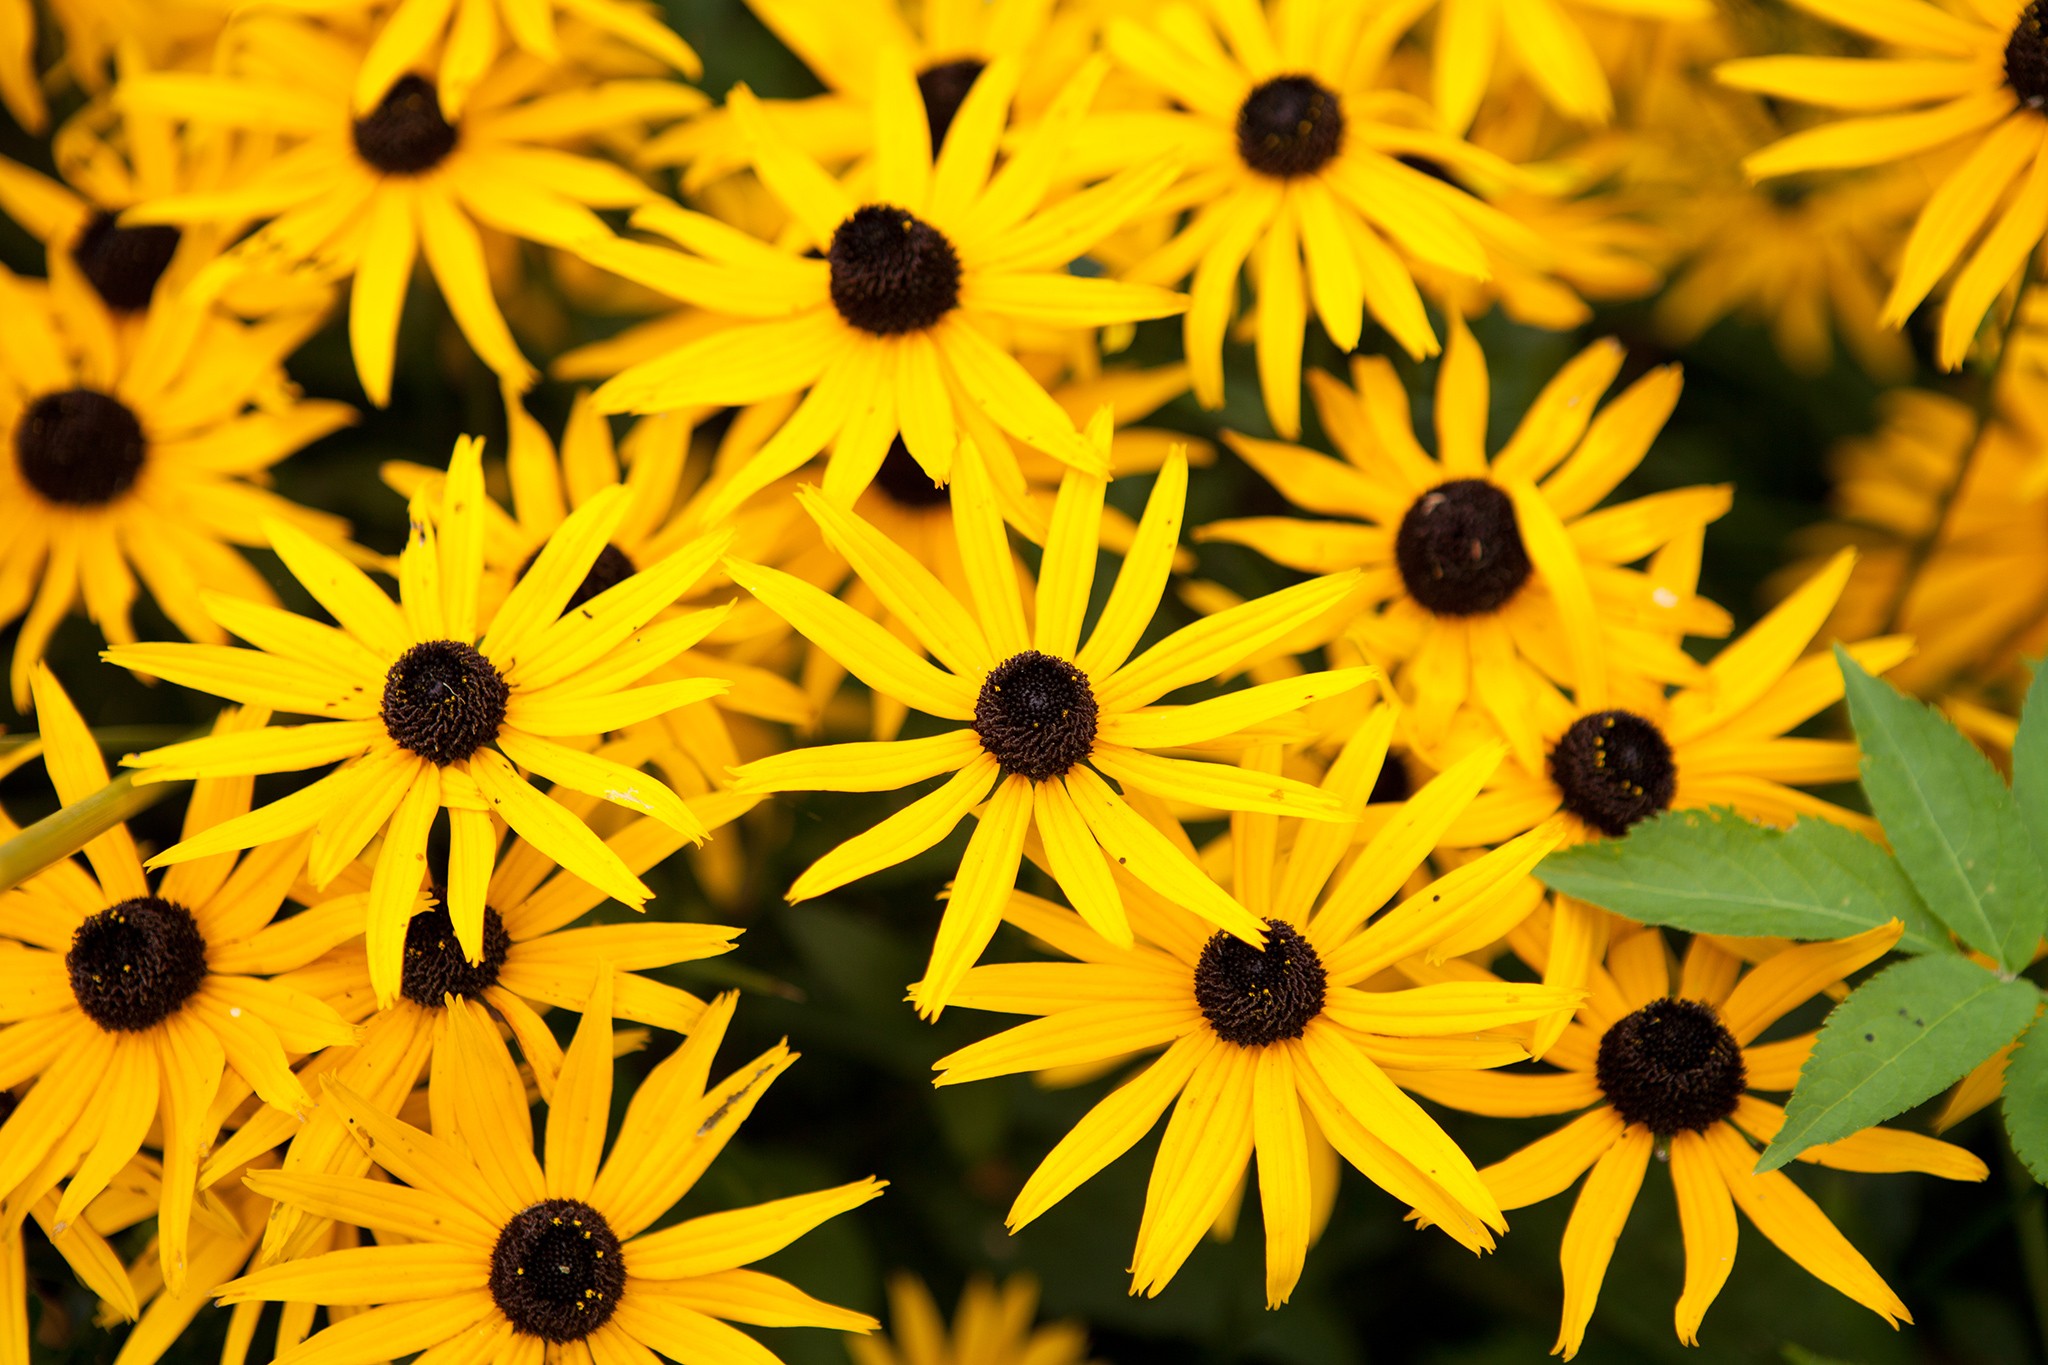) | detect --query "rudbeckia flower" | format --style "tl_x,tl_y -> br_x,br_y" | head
1074,0 -> 1542,436
1720,0 -> 2048,368
0,258 -> 354,709
218,985 -> 882,1365
1397,923 -> 1985,1357
581,54 -> 1187,519
854,1273 -> 1094,1365
104,439 -> 734,1007
0,671 -> 357,1295
115,13 -> 702,404
728,438 -> 1372,1014
934,720 -> 1575,1304
1197,320 -> 1731,762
